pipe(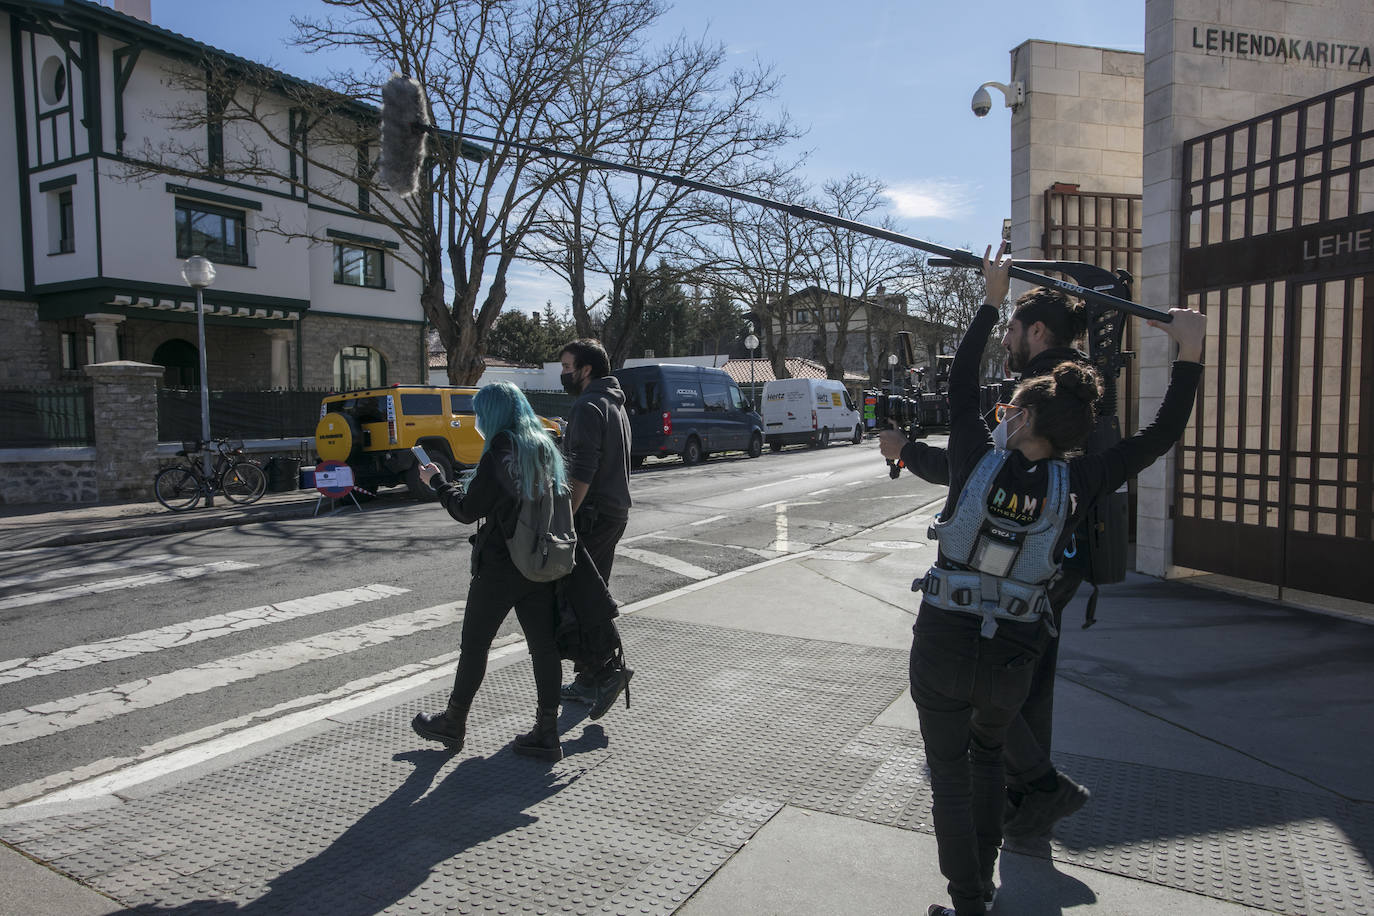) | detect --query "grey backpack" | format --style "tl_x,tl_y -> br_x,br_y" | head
506,471 -> 577,583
